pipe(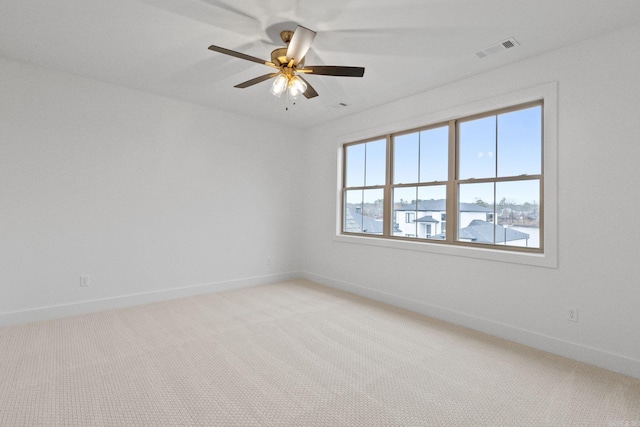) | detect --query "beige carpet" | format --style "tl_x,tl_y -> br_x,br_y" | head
1,280 -> 639,426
